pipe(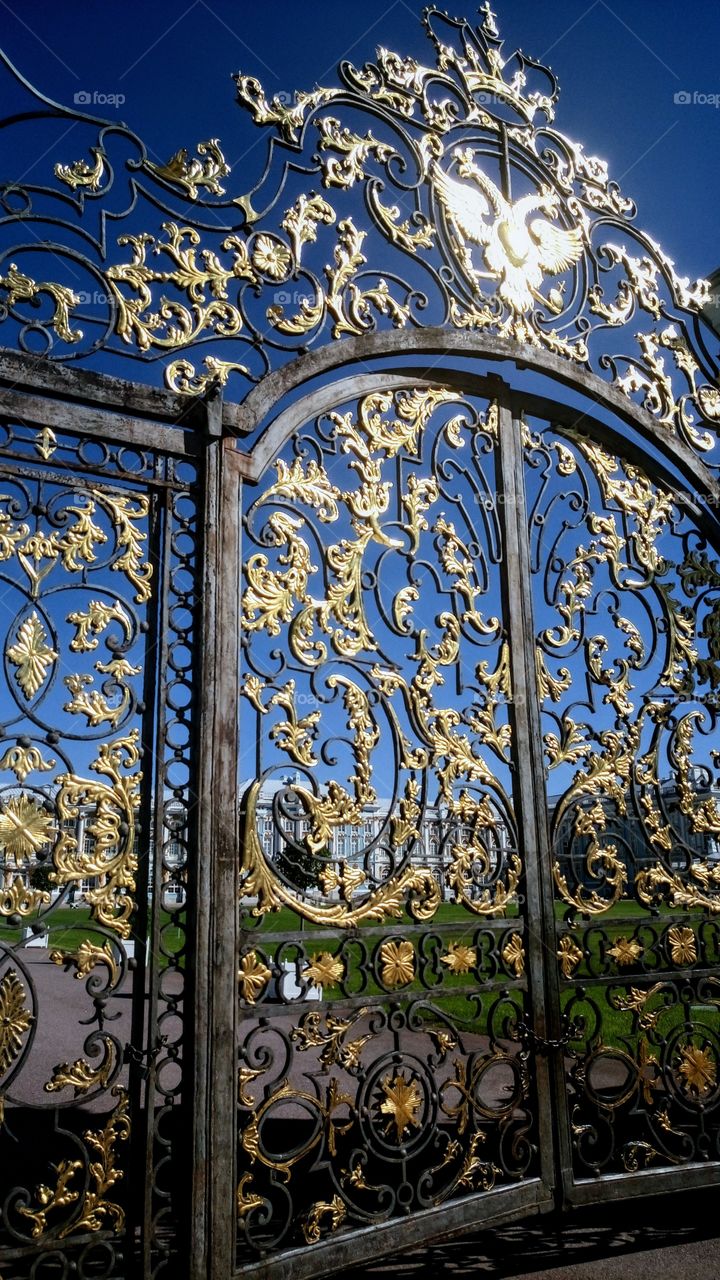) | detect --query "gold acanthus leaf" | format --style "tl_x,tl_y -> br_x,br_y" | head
51,733 -> 140,939
302,1194 -> 347,1245
55,148 -> 106,191
557,935 -> 583,978
143,139 -> 229,200
45,1041 -> 115,1096
502,933 -> 526,977
0,264 -> 81,343
0,741 -> 55,785
0,876 -> 49,917
50,938 -> 120,987
15,1094 -> 129,1240
0,968 -> 33,1076
238,952 -> 272,1004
